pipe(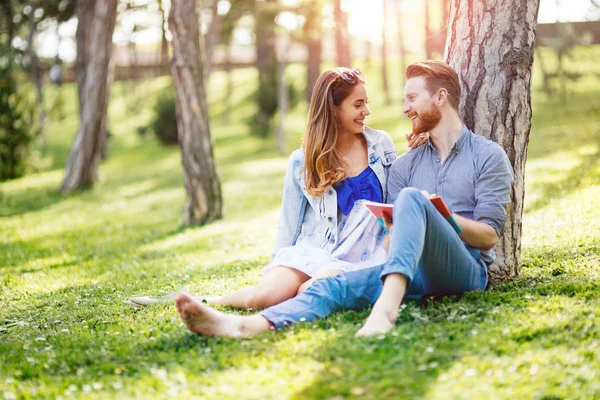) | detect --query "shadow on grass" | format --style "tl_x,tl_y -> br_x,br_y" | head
1,239 -> 599,398
525,132 -> 600,213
